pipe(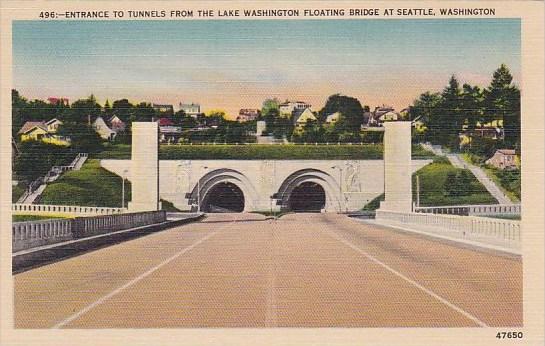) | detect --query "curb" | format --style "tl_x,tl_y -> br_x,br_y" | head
12,214 -> 205,274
